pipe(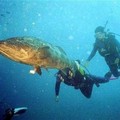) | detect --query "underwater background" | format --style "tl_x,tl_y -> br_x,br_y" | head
0,0 -> 120,120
